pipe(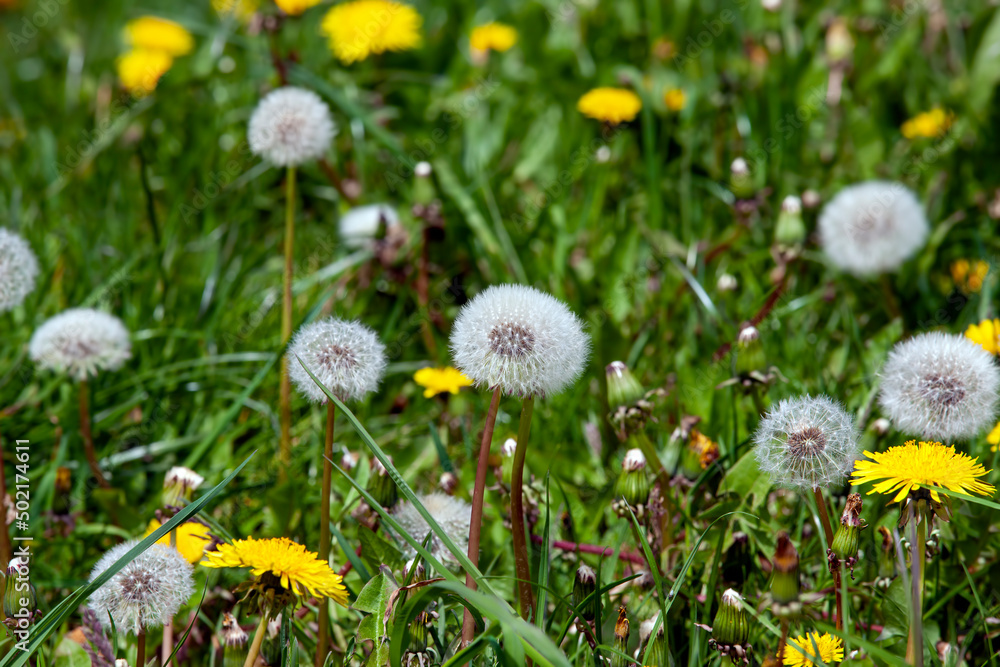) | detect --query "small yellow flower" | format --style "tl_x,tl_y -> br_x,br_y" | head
124,17 -> 193,57
414,366 -> 473,398
965,318 -> 1000,355
664,88 -> 686,112
577,87 -> 642,125
213,0 -> 259,21
988,422 -> 1000,453
144,519 -> 211,565
901,108 -> 953,139
274,0 -> 322,15
117,49 -> 174,95
784,632 -> 844,667
951,259 -> 990,294
470,22 -> 517,54
321,0 -> 422,65
688,430 -> 719,469
852,440 -> 995,503
201,536 -> 348,606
